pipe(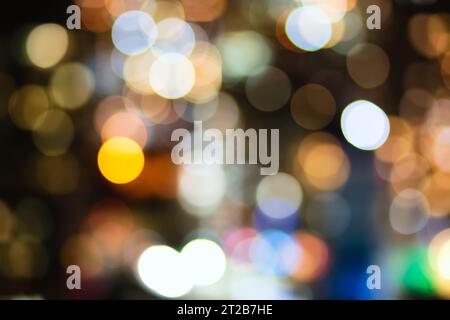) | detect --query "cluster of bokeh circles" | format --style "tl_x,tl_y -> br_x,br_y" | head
0,0 -> 450,299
